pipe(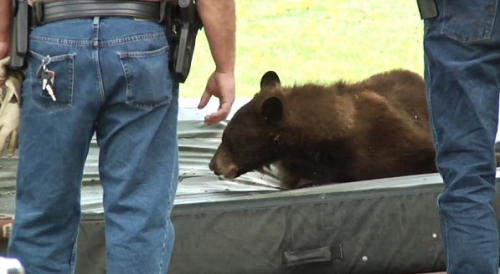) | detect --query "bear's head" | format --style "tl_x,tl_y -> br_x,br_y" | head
209,71 -> 287,179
